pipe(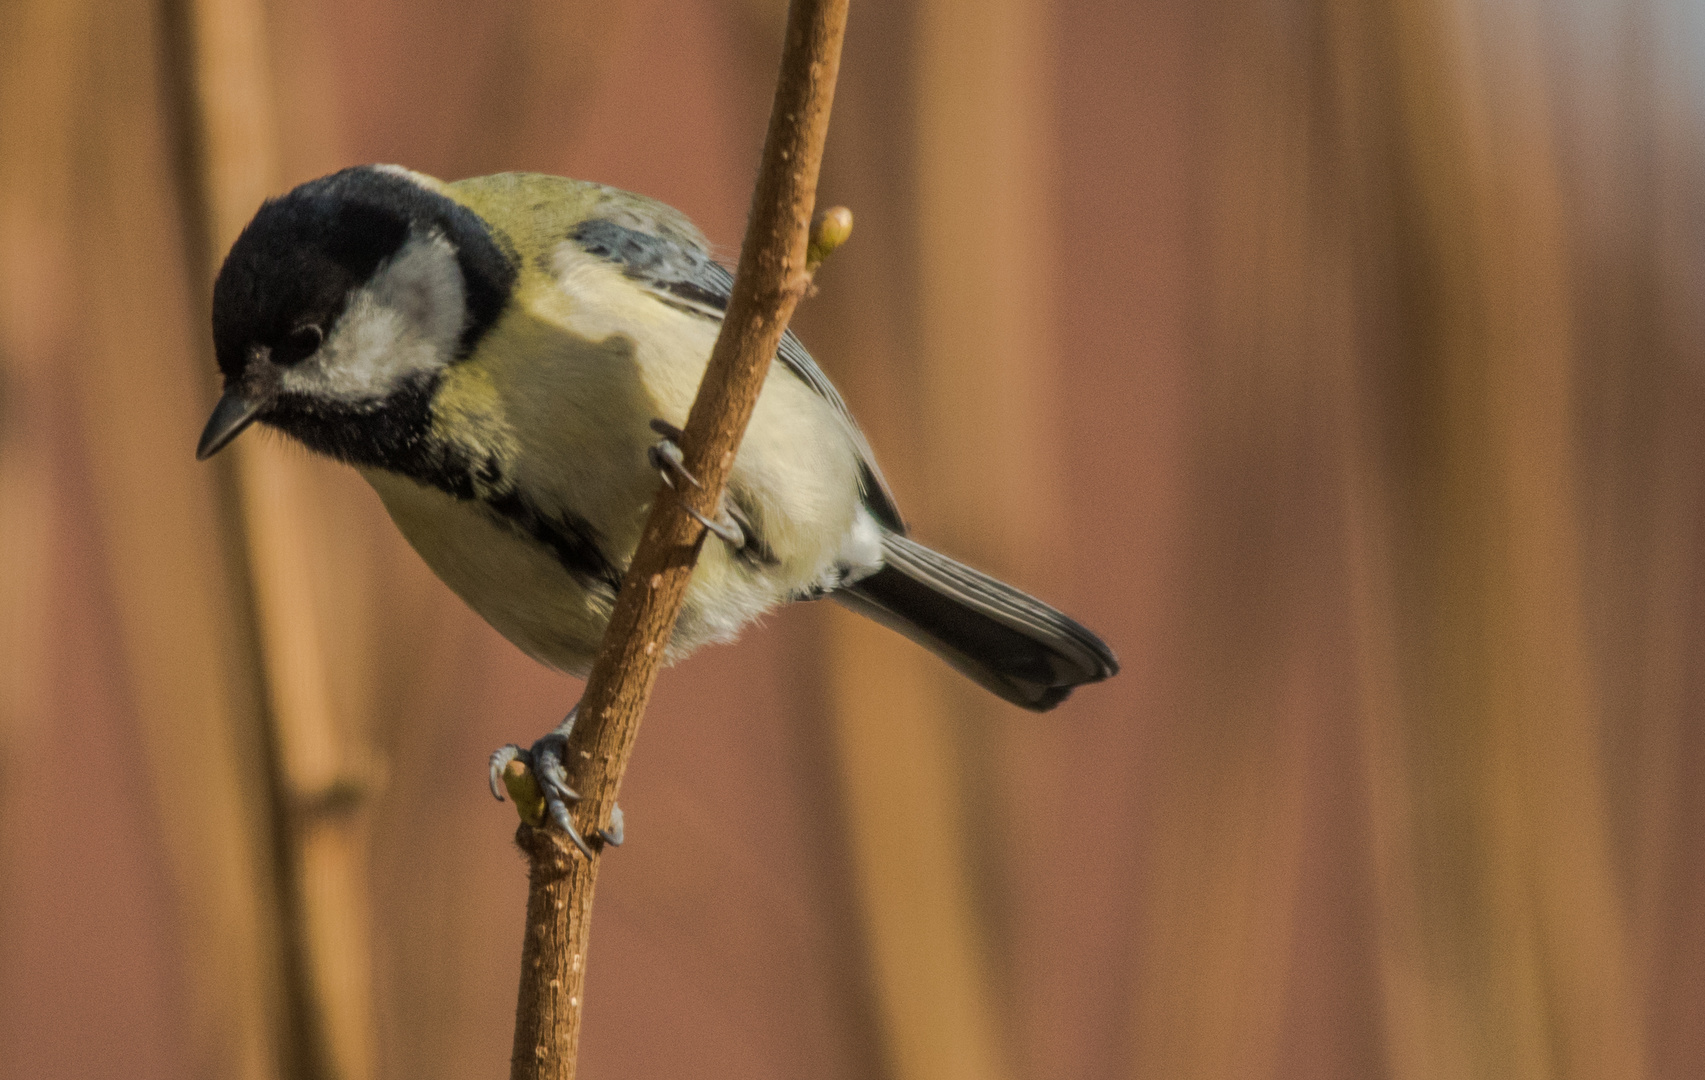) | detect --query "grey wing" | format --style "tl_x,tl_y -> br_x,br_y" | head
569,216 -> 906,533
